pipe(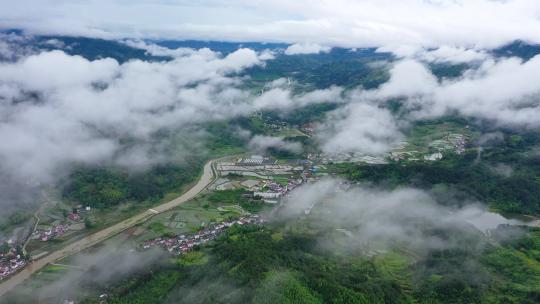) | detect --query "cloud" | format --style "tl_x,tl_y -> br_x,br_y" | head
317,101 -> 404,155
371,56 -> 540,128
375,59 -> 439,97
0,48 -> 269,184
0,32 -> 37,61
248,135 -> 302,154
0,45 -> 352,191
123,39 -> 197,58
2,1 -> 540,50
277,178 -> 525,253
8,243 -> 167,303
379,45 -> 490,63
284,43 -> 331,55
253,84 -> 343,110
421,46 -> 489,64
